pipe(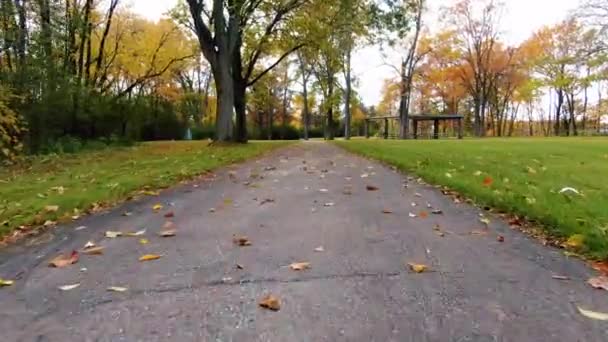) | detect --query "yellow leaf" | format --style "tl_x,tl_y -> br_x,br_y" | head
565,234 -> 585,249
139,238 -> 149,245
125,230 -> 146,237
153,204 -> 163,212
0,278 -> 14,287
82,246 -> 104,255
45,205 -> 59,213
105,231 -> 122,238
577,306 -> 608,321
259,294 -> 281,311
139,254 -> 161,262
289,262 -> 311,271
408,263 -> 428,273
